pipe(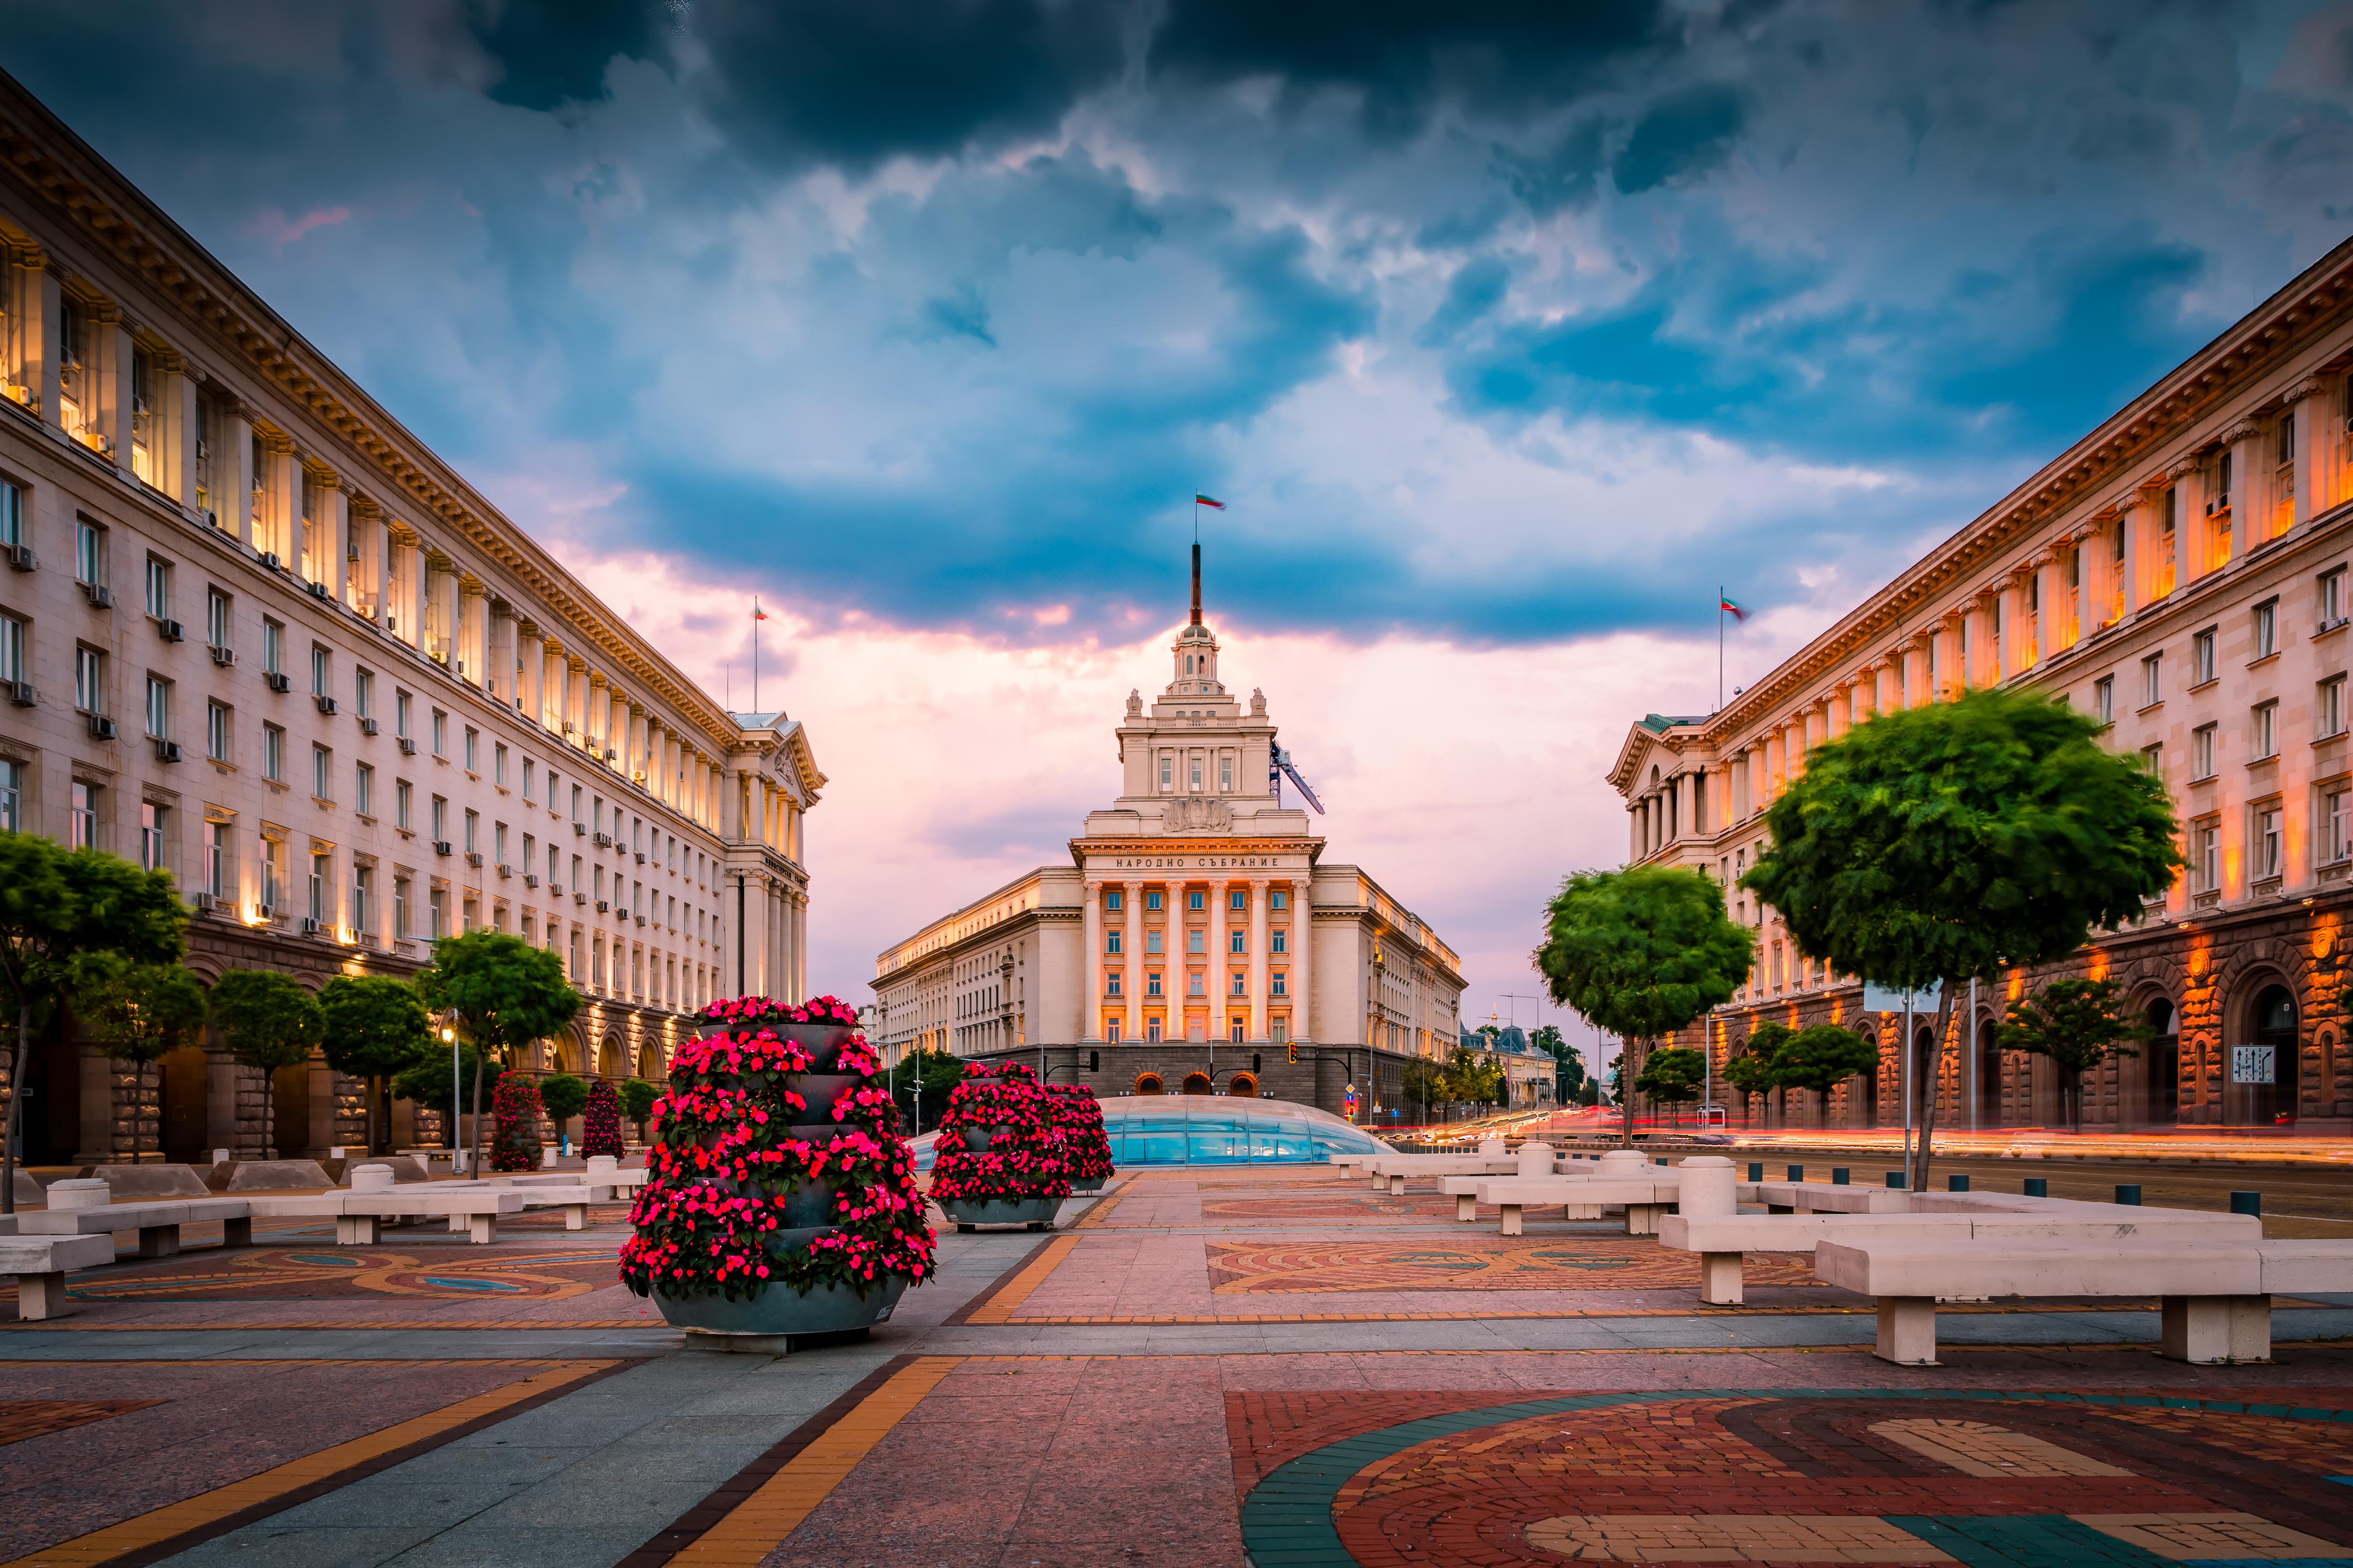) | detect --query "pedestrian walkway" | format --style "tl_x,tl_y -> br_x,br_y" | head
2,1166 -> 2348,1566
